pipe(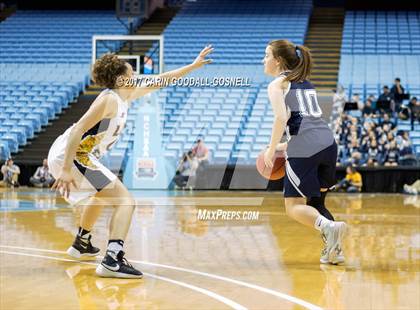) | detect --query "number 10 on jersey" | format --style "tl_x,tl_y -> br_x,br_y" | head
296,89 -> 322,117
